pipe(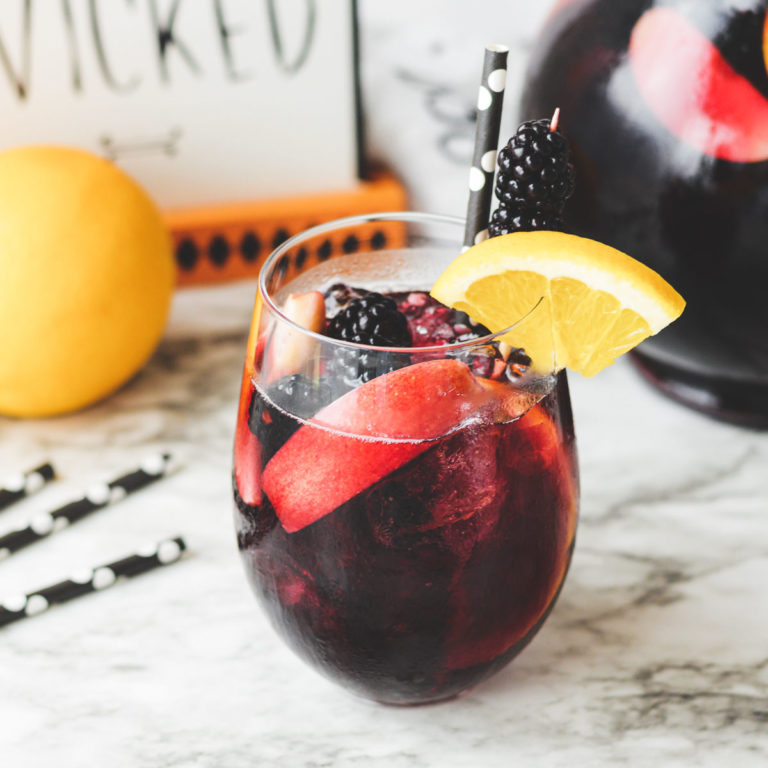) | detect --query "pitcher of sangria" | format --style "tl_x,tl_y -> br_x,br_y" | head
522,0 -> 768,426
